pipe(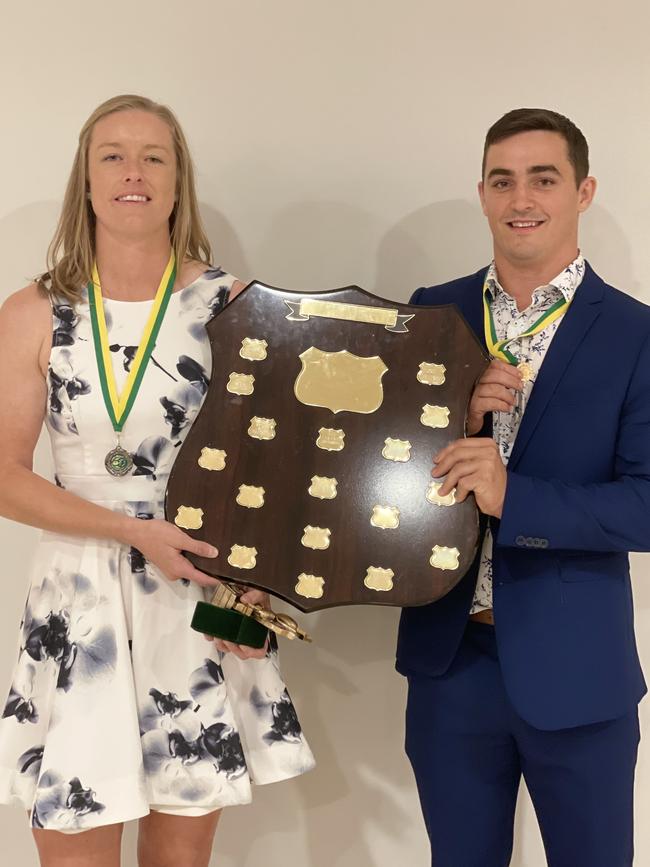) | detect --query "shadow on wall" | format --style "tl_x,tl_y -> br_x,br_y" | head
580,204 -> 639,296
0,202 -> 61,294
375,199 -> 491,302
200,203 -> 251,284
252,200 -> 386,291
